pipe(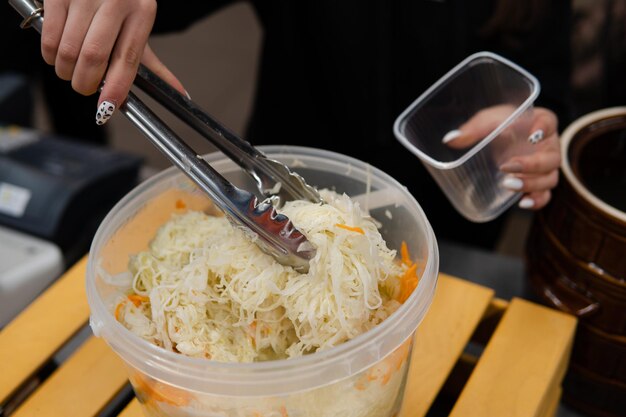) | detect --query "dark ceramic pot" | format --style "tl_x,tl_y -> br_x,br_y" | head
527,107 -> 626,331
526,107 -> 626,417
